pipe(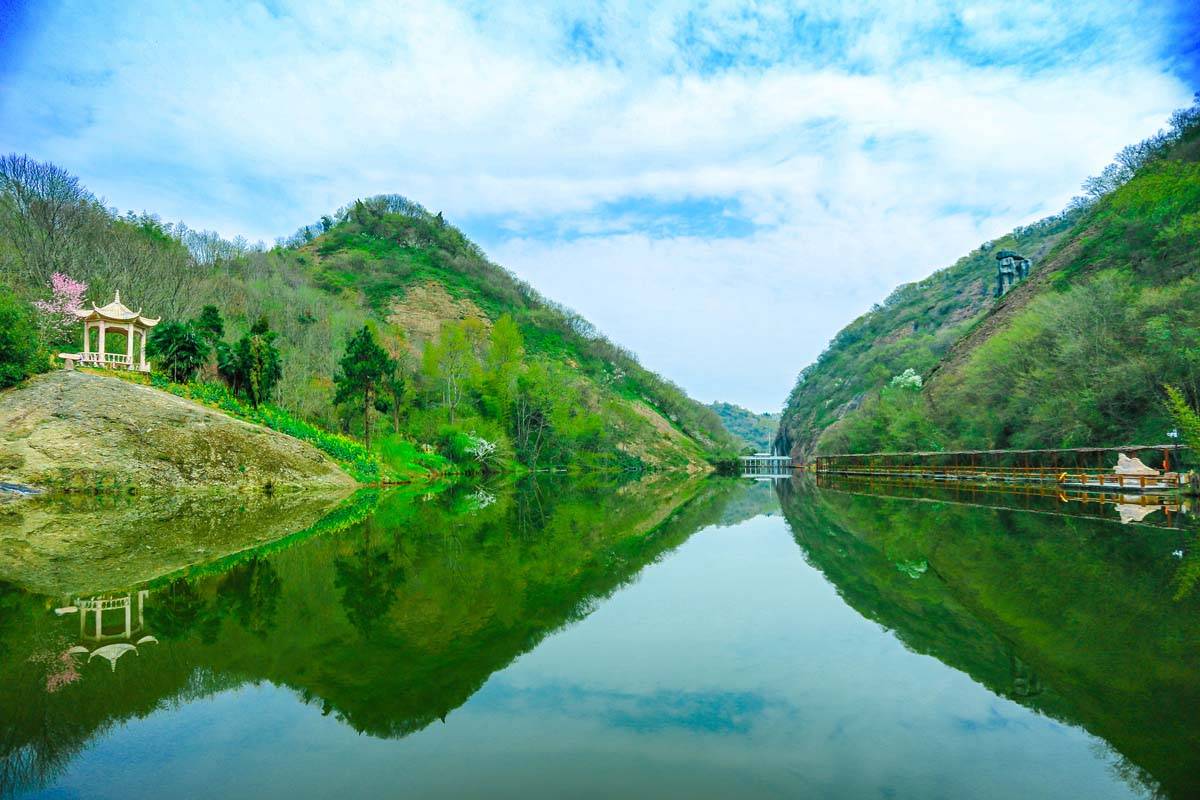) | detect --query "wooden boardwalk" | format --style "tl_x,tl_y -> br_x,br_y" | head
813,444 -> 1190,494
